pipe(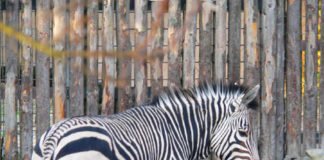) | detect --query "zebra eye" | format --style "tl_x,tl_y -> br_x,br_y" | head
238,129 -> 248,137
